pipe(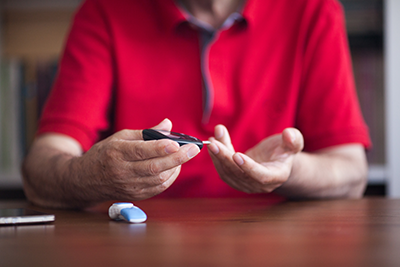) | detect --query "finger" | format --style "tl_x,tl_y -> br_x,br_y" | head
115,166 -> 181,200
209,153 -> 254,193
112,129 -> 144,141
132,143 -> 200,176
208,140 -> 255,193
116,138 -> 180,161
214,125 -> 234,151
139,167 -> 181,198
282,128 -> 304,153
208,138 -> 234,160
135,166 -> 181,188
207,137 -> 220,154
108,119 -> 174,142
151,118 -> 173,132
233,152 -> 290,189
